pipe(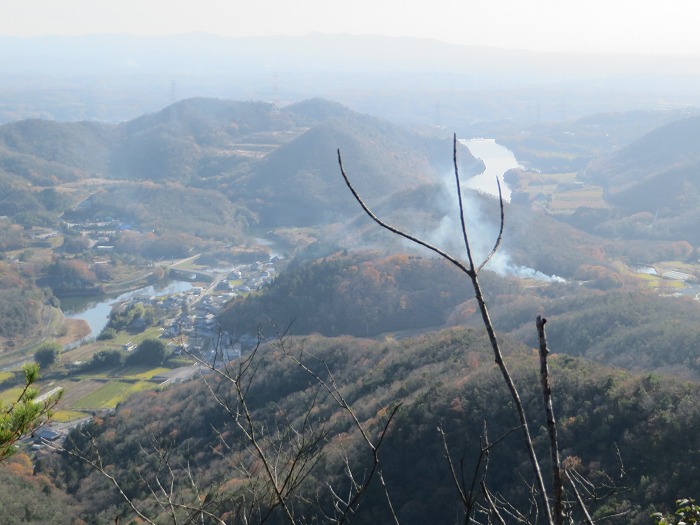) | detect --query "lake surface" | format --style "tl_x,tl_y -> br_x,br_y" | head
62,280 -> 194,338
460,138 -> 519,201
